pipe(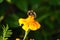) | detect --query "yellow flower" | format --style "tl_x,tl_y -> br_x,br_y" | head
16,38 -> 20,40
18,15 -> 41,31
